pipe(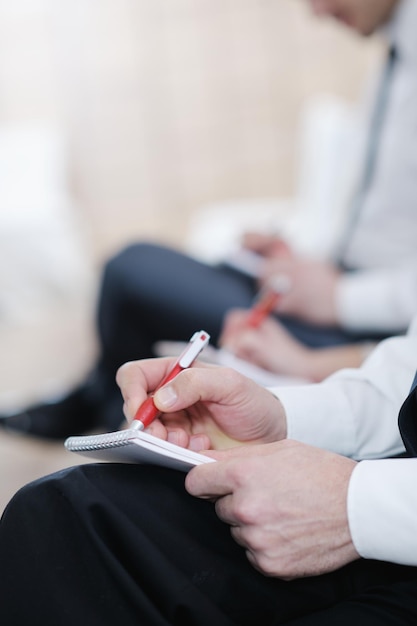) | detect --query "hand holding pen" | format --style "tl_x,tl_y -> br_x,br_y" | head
130,330 -> 210,430
246,275 -> 291,327
218,274 -> 291,351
